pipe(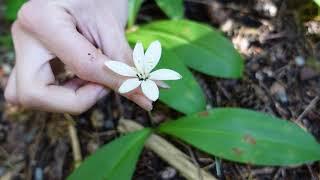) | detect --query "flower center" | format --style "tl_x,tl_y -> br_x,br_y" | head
136,73 -> 149,81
